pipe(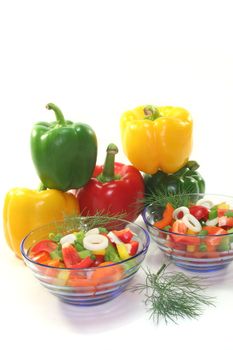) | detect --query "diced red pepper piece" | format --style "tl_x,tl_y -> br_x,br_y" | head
62,244 -> 81,268
112,228 -> 133,243
30,239 -> 58,255
30,251 -> 51,263
202,226 -> 227,235
171,221 -> 200,245
217,208 -> 228,217
218,216 -> 233,227
71,256 -> 93,268
128,240 -> 139,255
189,205 -> 209,221
91,255 -> 105,267
202,226 -> 227,246
154,203 -> 174,229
